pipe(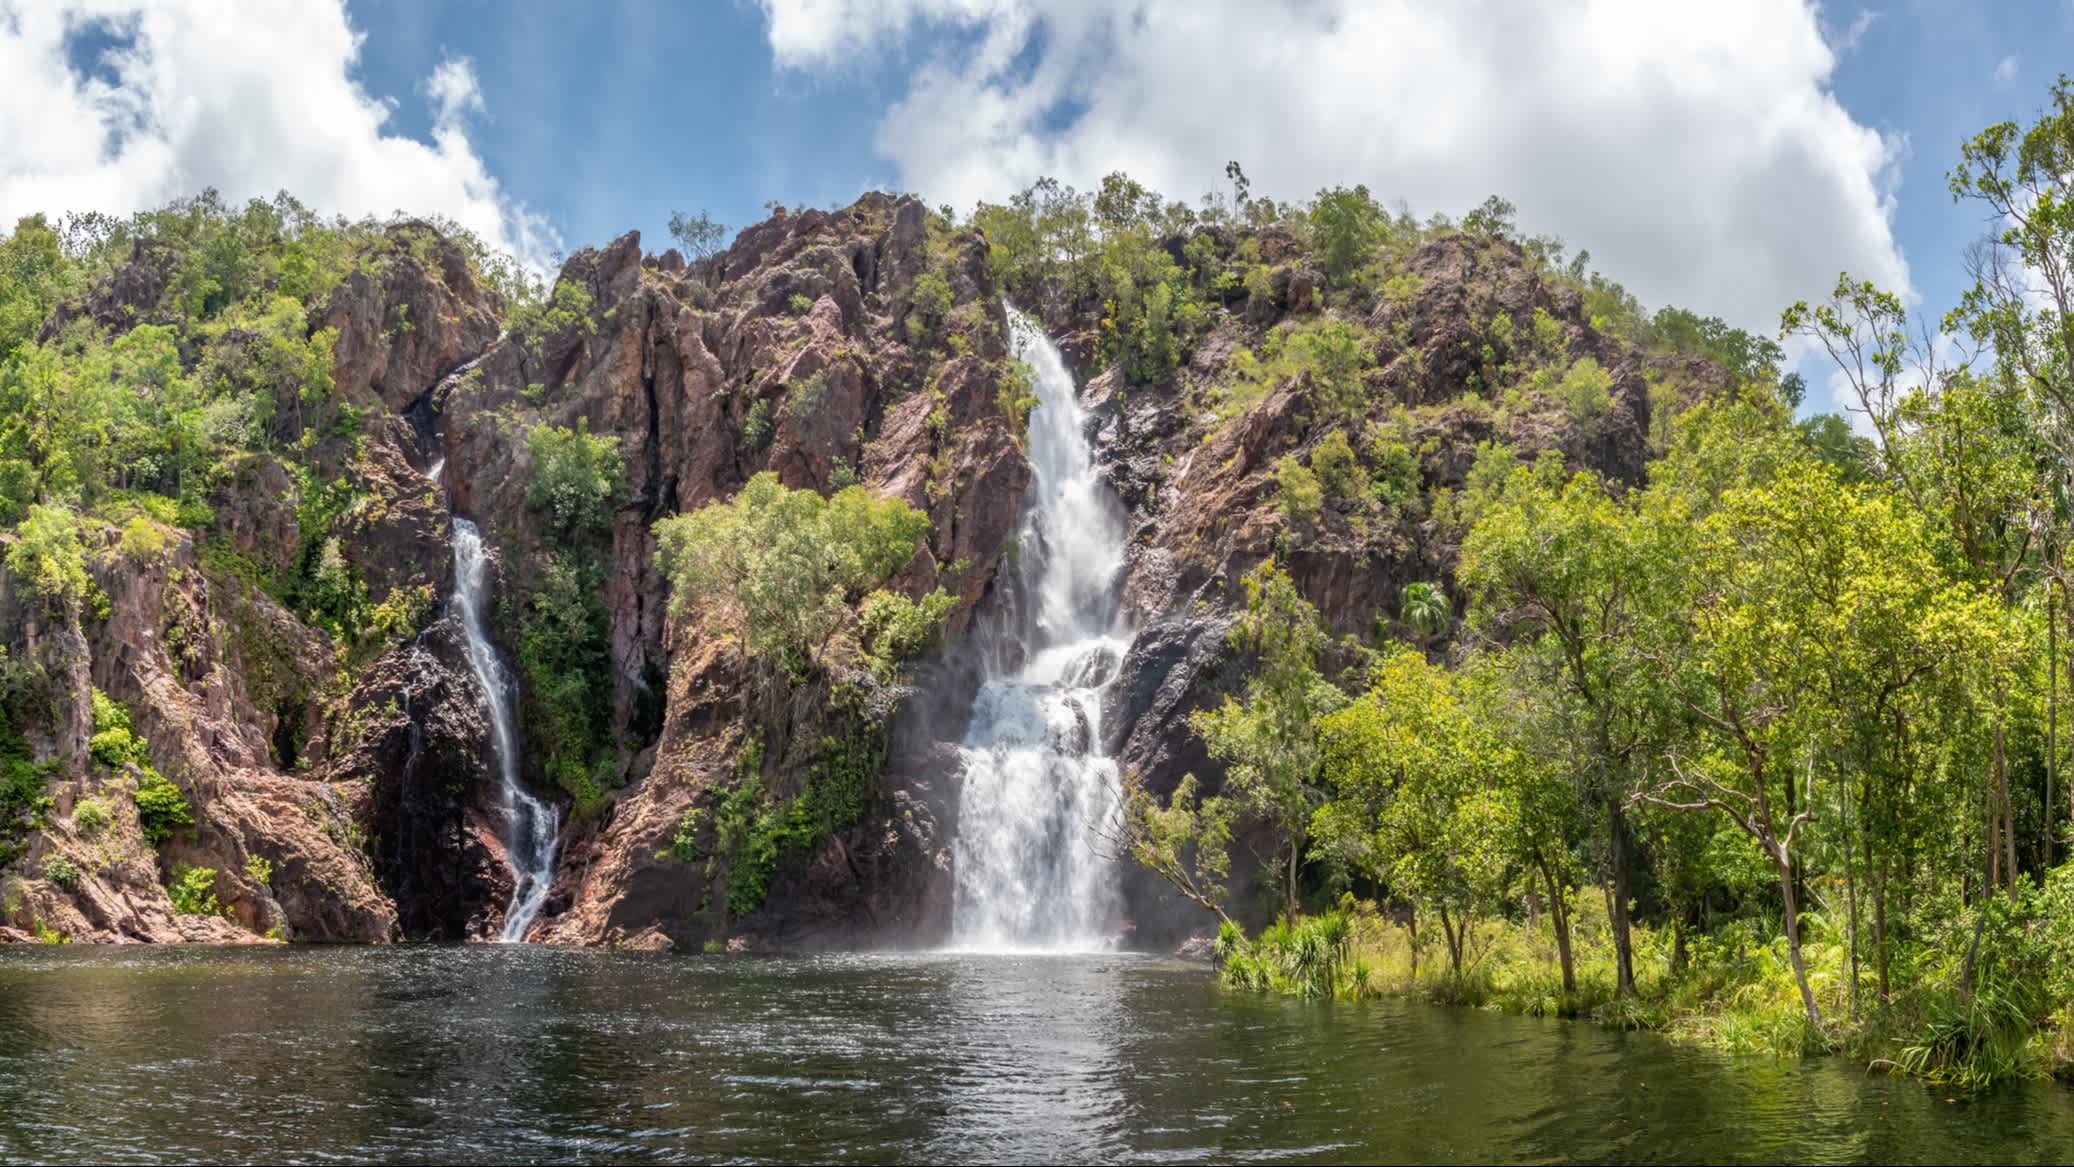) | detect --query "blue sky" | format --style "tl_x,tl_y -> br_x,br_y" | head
5,0 -> 2074,403
347,0 -> 2070,331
